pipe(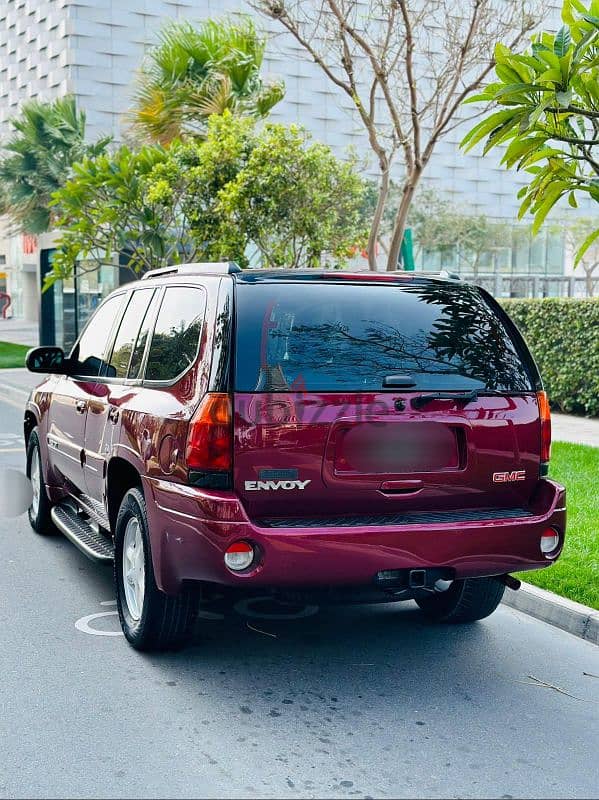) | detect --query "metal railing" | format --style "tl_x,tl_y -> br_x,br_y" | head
460,274 -> 598,298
